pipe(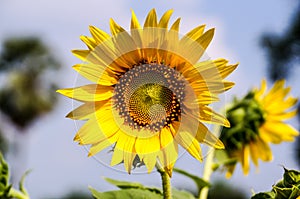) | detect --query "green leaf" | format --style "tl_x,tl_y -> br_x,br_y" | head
172,188 -> 195,199
173,167 -> 210,192
89,187 -> 162,199
104,177 -> 144,189
104,178 -> 162,194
